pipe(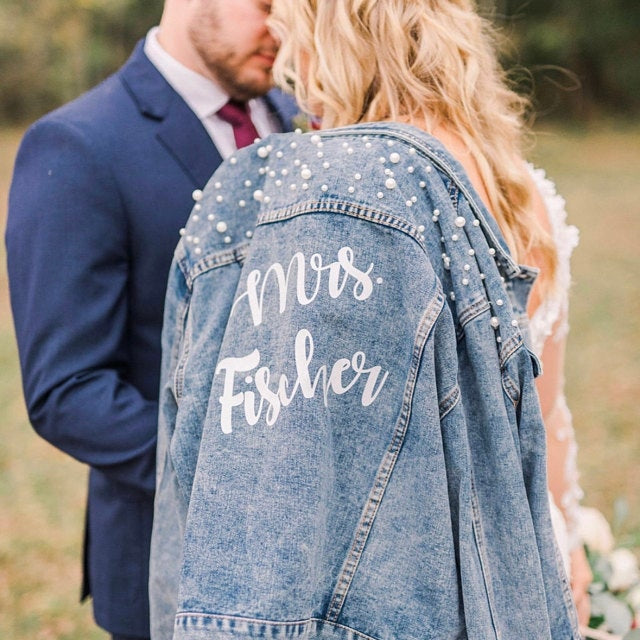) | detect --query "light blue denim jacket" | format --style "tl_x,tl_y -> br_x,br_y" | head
150,122 -> 580,640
